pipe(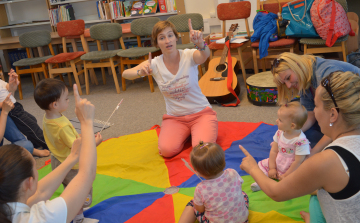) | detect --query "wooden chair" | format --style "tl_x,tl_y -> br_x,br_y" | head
117,17 -> 161,92
80,23 -> 124,95
45,20 -> 88,95
208,1 -> 253,83
13,30 -> 55,99
252,0 -> 297,74
347,12 -> 359,54
299,0 -> 349,61
167,13 -> 204,77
